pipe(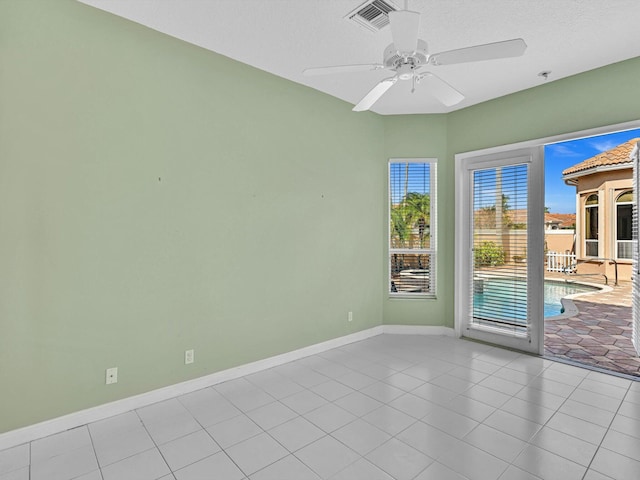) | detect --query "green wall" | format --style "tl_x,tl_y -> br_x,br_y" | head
2,0 -> 640,433
0,0 -> 385,433
381,115 -> 453,326
381,56 -> 640,327
447,56 -> 640,153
